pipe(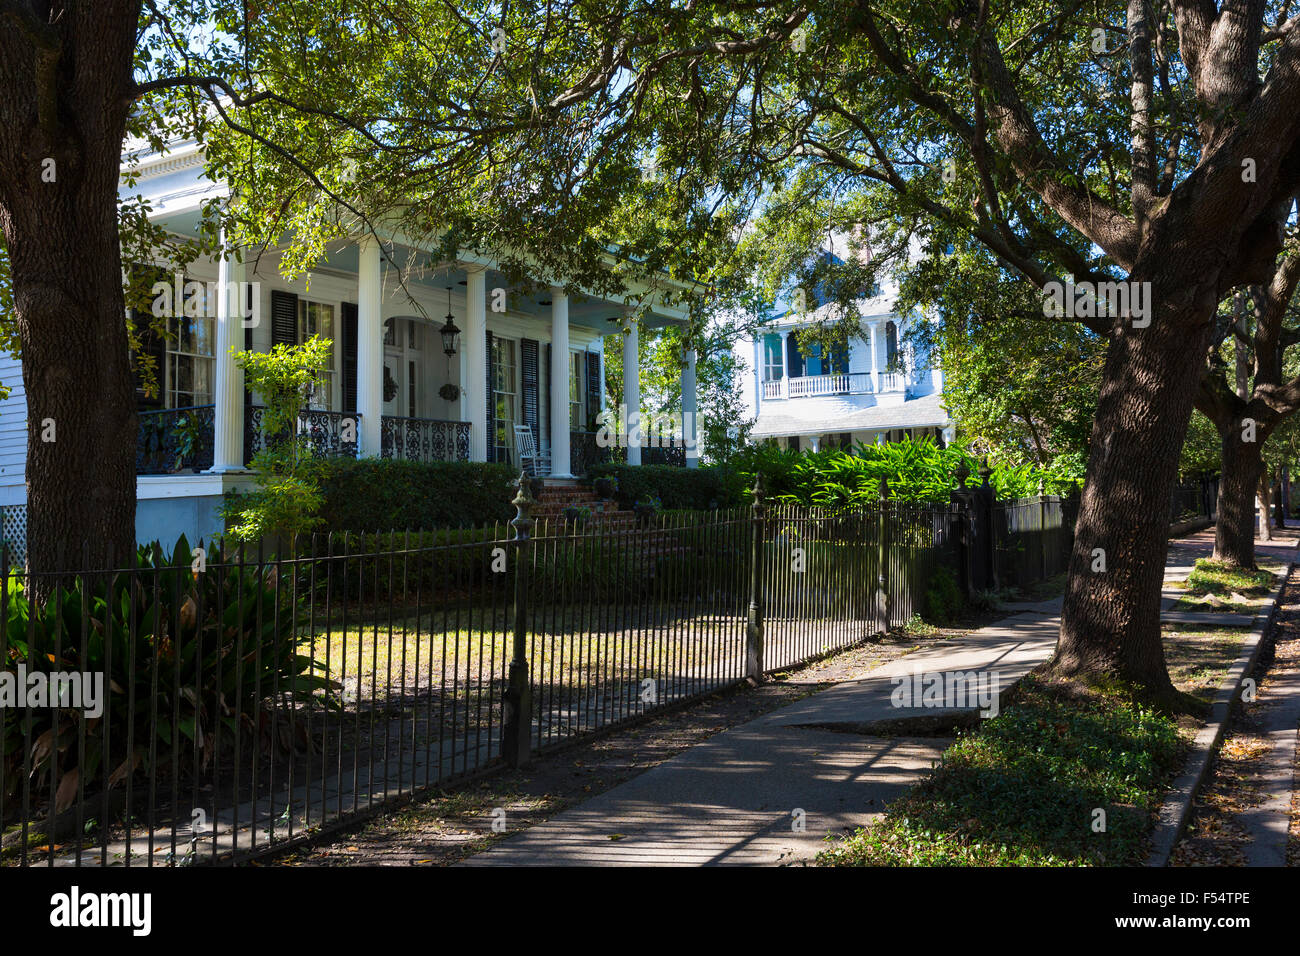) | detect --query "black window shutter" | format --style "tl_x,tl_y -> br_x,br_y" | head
271,289 -> 298,347
585,351 -> 601,430
244,282 -> 255,353
544,343 -> 552,449
485,329 -> 495,462
341,301 -> 359,413
789,435 -> 800,452
521,338 -> 539,444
